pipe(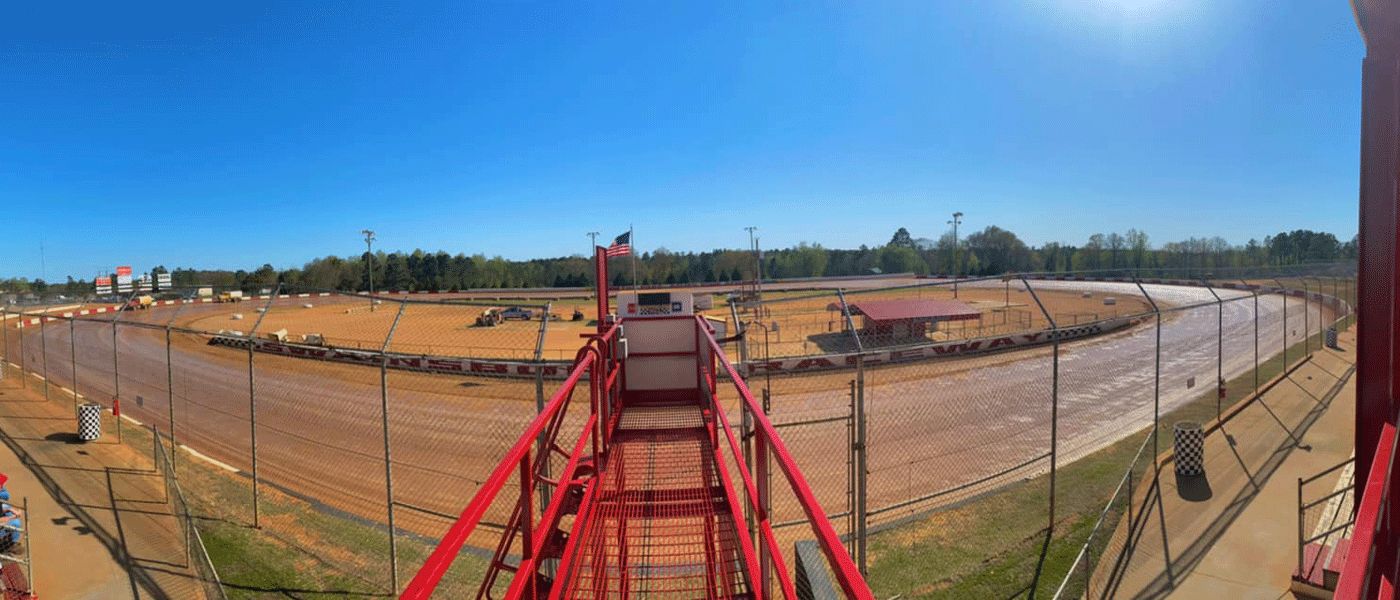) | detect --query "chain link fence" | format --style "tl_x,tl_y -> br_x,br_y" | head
153,425 -> 227,600
0,264 -> 1355,597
